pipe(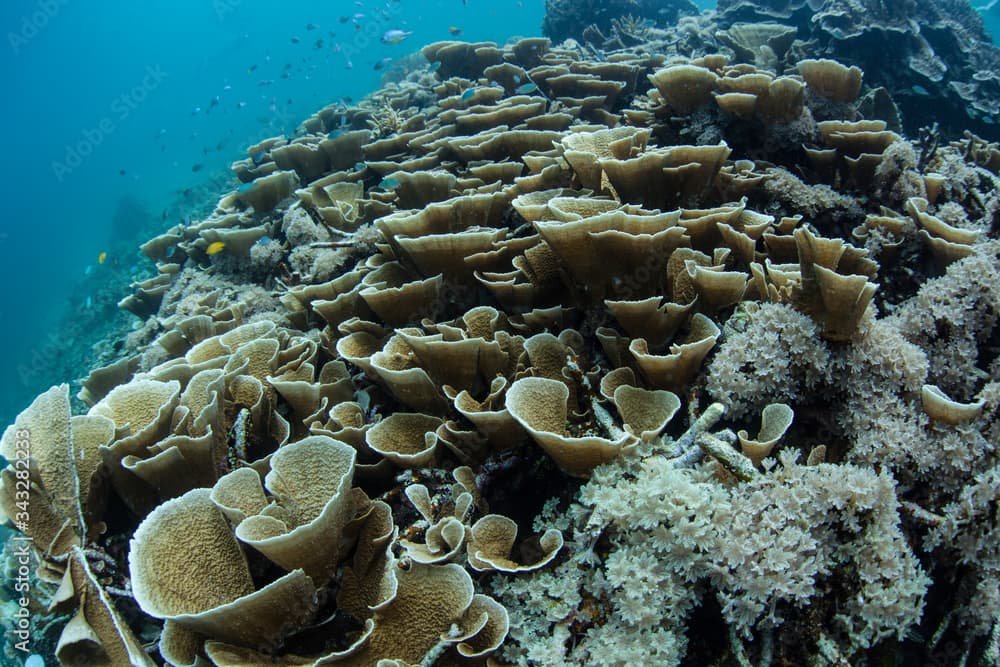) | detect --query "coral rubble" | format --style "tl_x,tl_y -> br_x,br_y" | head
3,20 -> 1000,667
